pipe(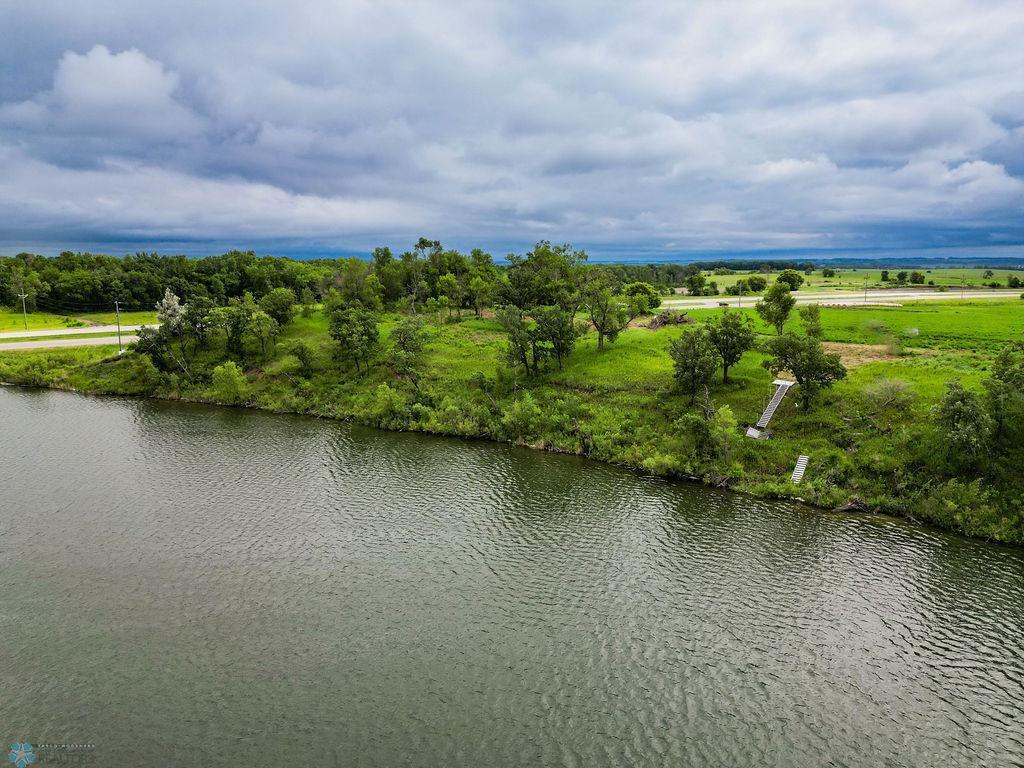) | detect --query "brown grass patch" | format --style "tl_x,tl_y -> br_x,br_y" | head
822,342 -> 920,368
